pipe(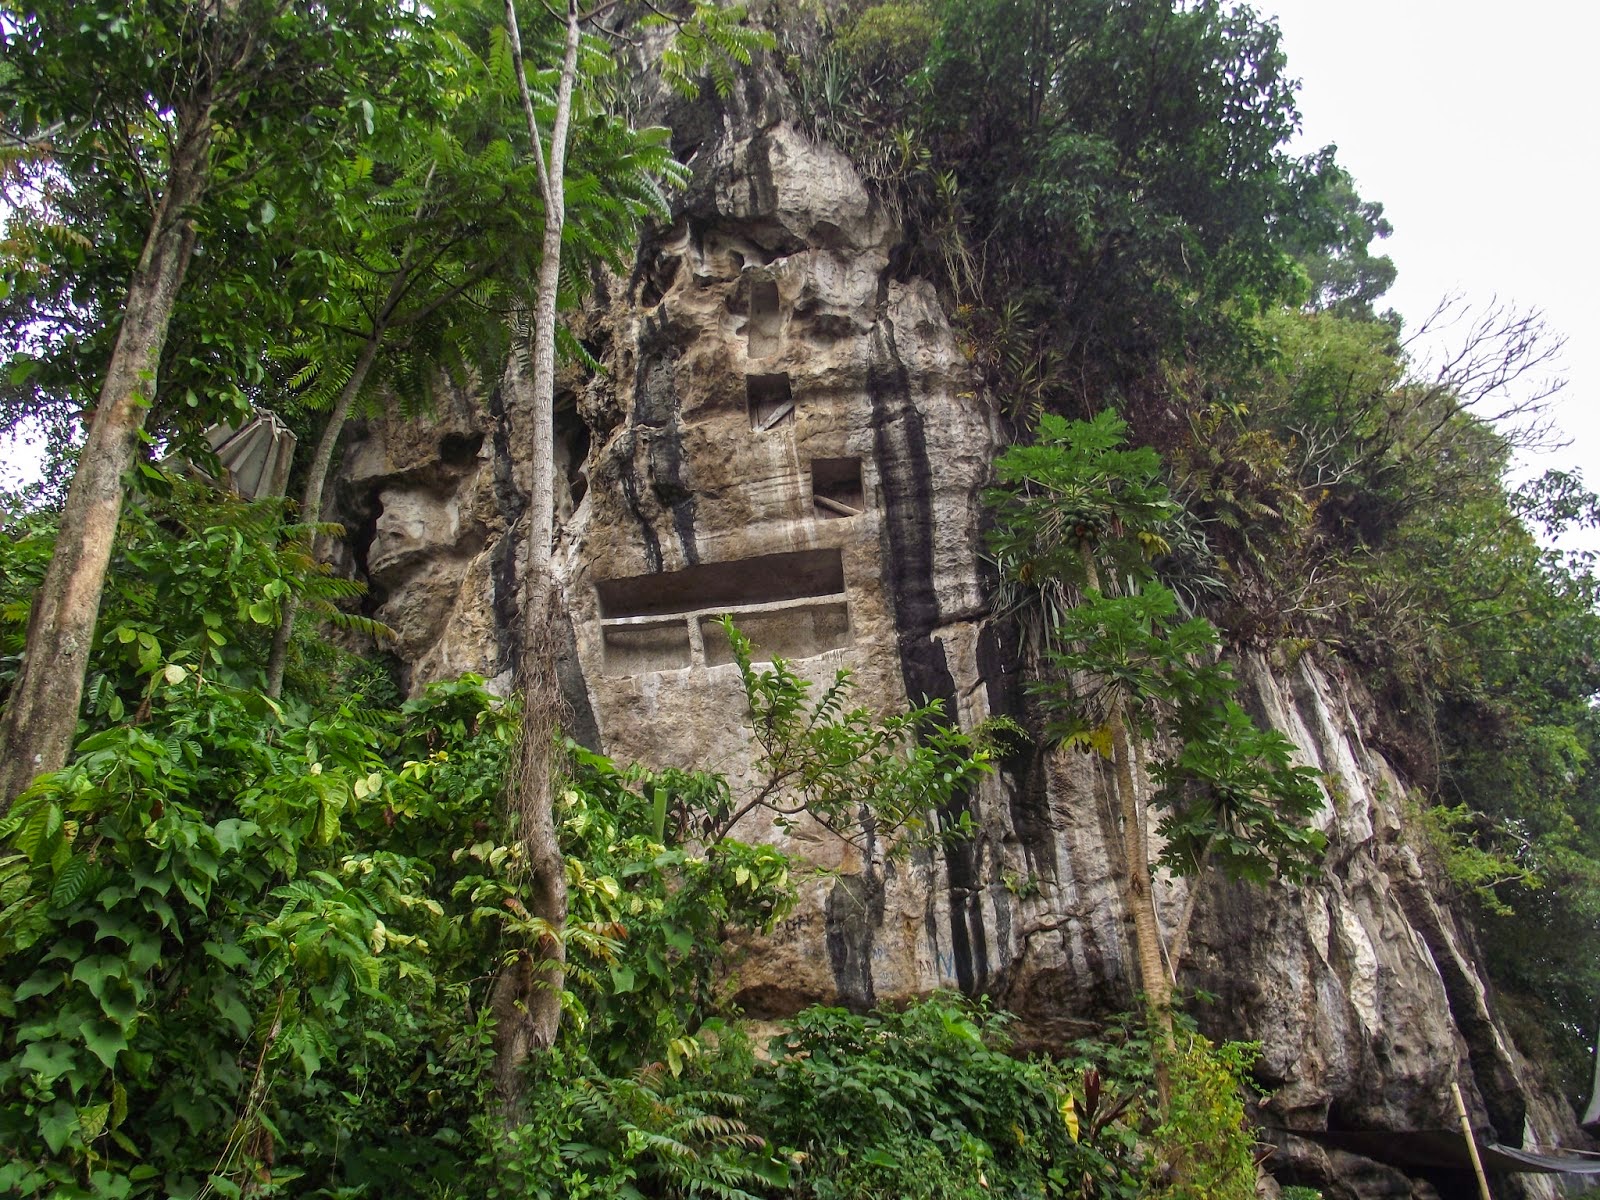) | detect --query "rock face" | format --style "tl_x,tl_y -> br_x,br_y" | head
331,78 -> 1585,1199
